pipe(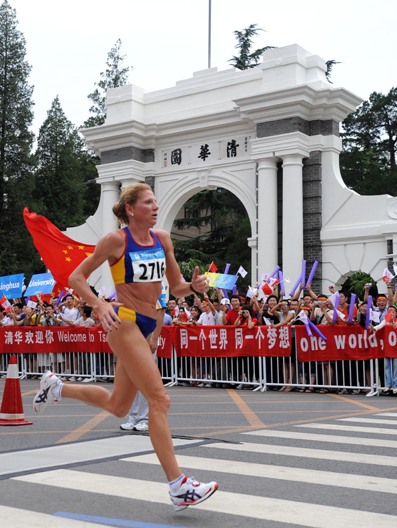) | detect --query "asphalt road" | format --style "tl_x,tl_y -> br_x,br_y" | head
0,379 -> 397,527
